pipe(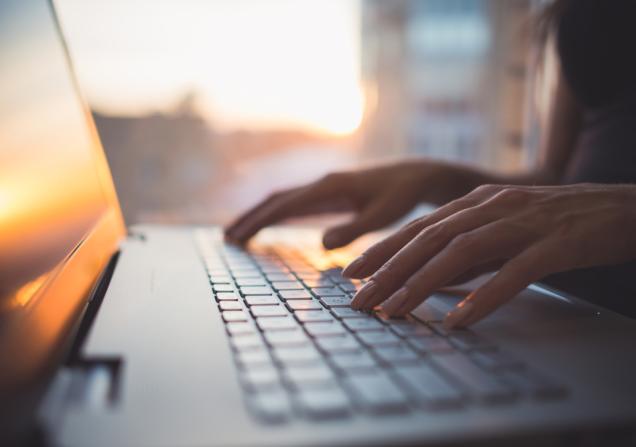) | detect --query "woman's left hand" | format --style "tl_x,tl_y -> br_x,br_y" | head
343,183 -> 636,329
